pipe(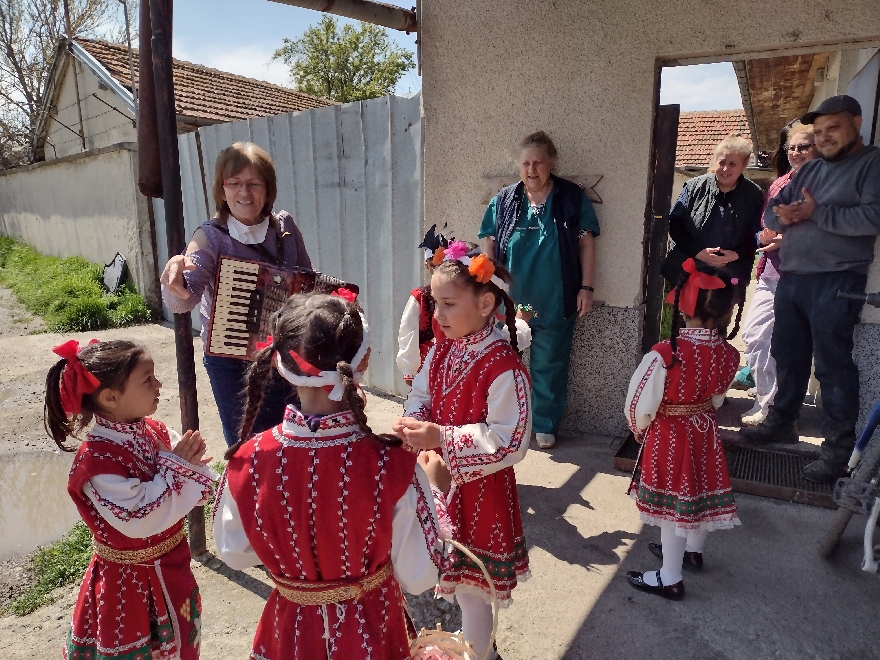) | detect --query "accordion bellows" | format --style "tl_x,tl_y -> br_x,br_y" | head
206,256 -> 358,360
